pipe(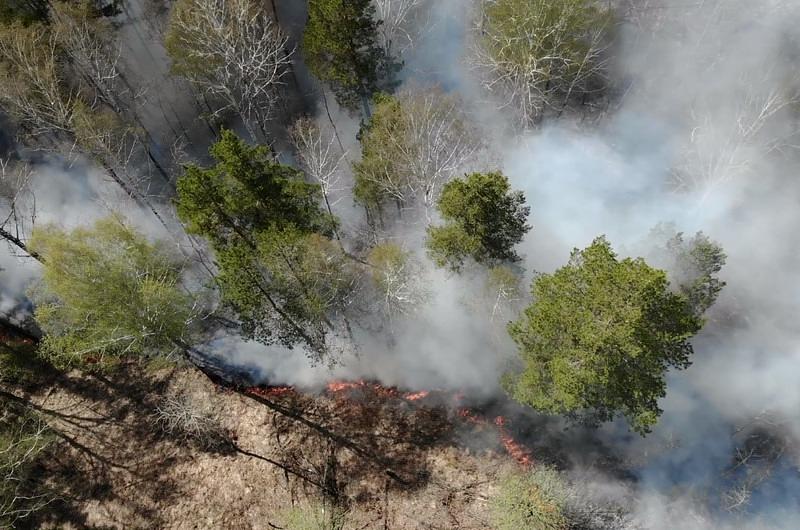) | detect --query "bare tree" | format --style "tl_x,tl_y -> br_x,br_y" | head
354,87 -> 481,217
366,242 -> 428,323
0,416 -> 53,527
50,2 -> 122,111
720,412 -> 794,513
154,391 -> 230,450
470,0 -> 610,128
373,0 -> 432,59
0,23 -> 76,139
0,10 -> 170,226
672,75 -> 800,202
166,0 -> 292,142
484,265 -> 523,324
0,158 -> 38,259
51,1 -> 174,184
289,117 -> 347,228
